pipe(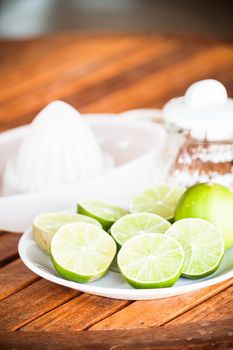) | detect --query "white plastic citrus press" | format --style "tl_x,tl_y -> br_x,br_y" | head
0,102 -> 166,232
